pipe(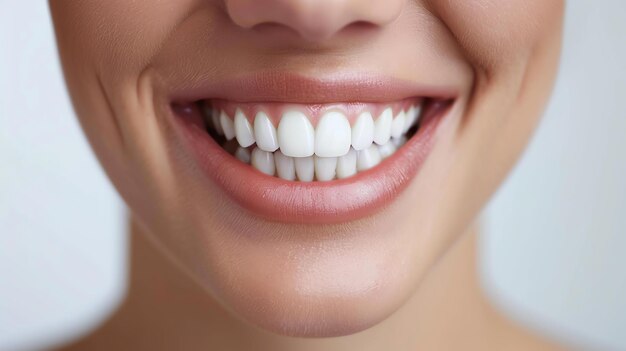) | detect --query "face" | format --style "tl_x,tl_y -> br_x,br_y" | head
50,0 -> 563,337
